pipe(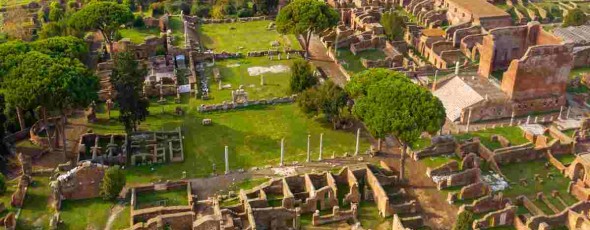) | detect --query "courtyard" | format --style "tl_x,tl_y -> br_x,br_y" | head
198,20 -> 302,53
